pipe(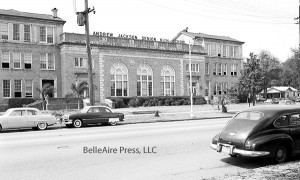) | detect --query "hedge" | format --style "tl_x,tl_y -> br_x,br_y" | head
8,98 -> 36,108
107,96 -> 207,108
